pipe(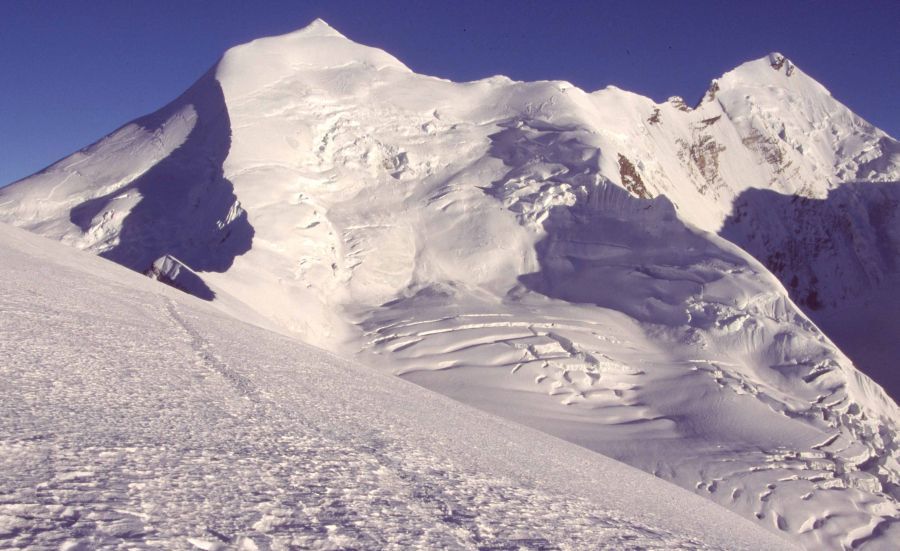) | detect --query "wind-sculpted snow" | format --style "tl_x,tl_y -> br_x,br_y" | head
1,19 -> 898,549
0,223 -> 790,550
